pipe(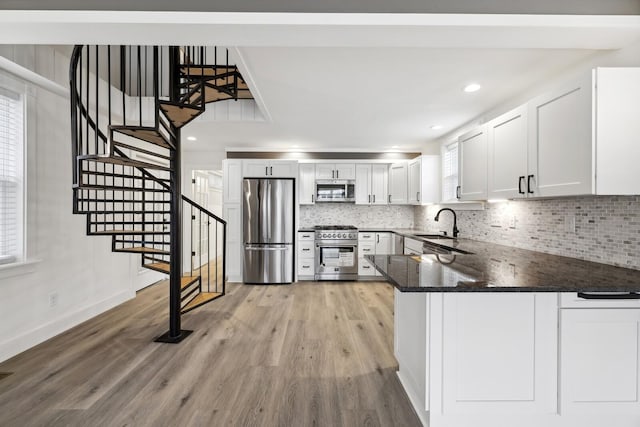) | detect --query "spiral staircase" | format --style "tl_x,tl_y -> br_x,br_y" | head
69,46 -> 249,342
